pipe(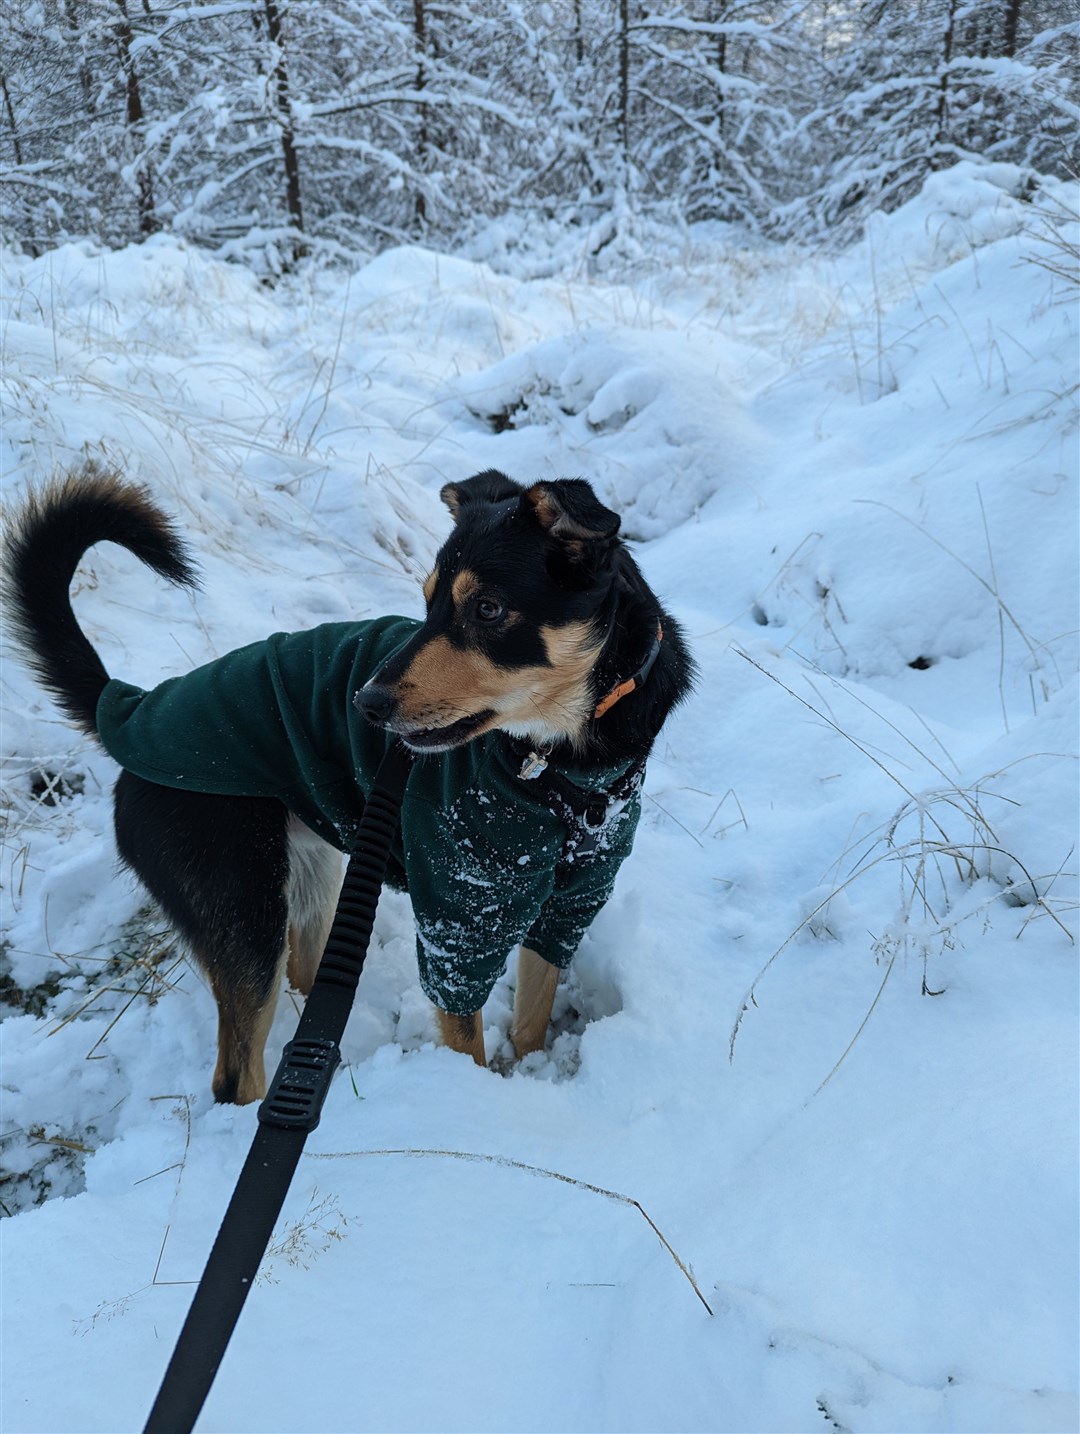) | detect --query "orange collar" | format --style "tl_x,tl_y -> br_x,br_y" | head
593,623 -> 663,720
